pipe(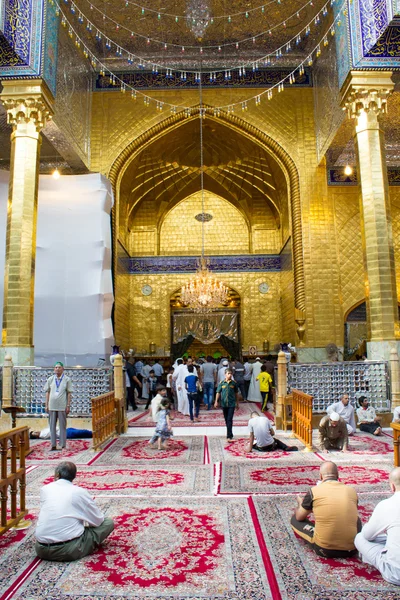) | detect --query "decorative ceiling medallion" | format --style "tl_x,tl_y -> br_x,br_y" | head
195,212 -> 213,222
